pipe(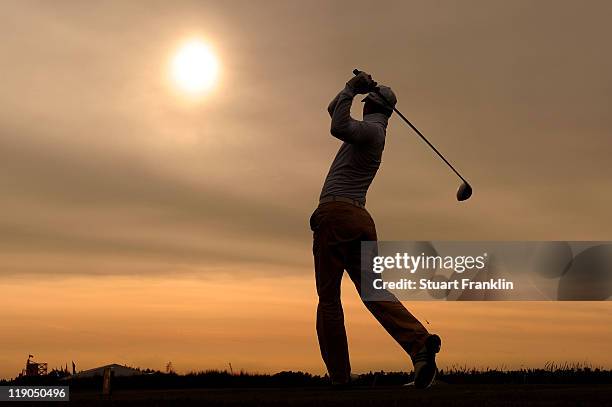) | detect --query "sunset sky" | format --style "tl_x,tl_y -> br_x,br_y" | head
1,0 -> 611,379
